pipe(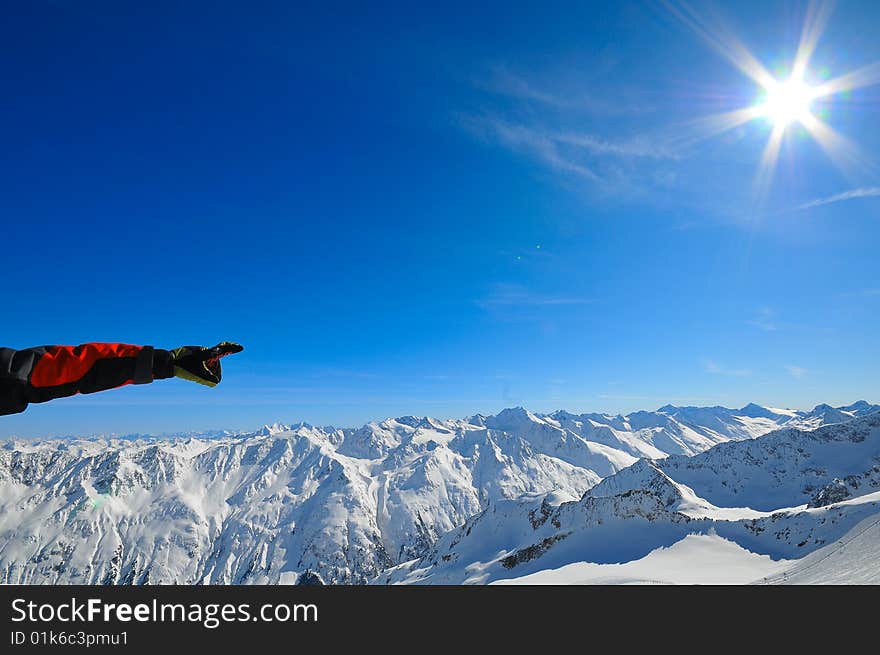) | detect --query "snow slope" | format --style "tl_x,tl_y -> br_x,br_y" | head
757,510 -> 880,584
493,533 -> 792,585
